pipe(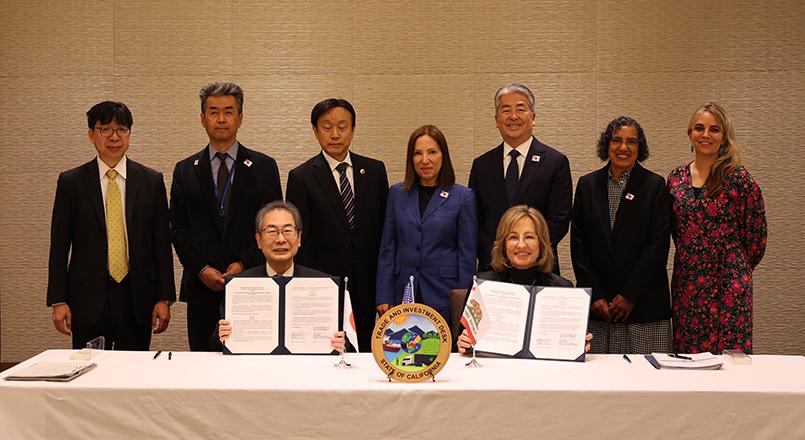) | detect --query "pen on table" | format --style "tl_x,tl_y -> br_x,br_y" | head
153,350 -> 162,360
168,352 -> 172,360
622,354 -> 631,363
669,353 -> 692,360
